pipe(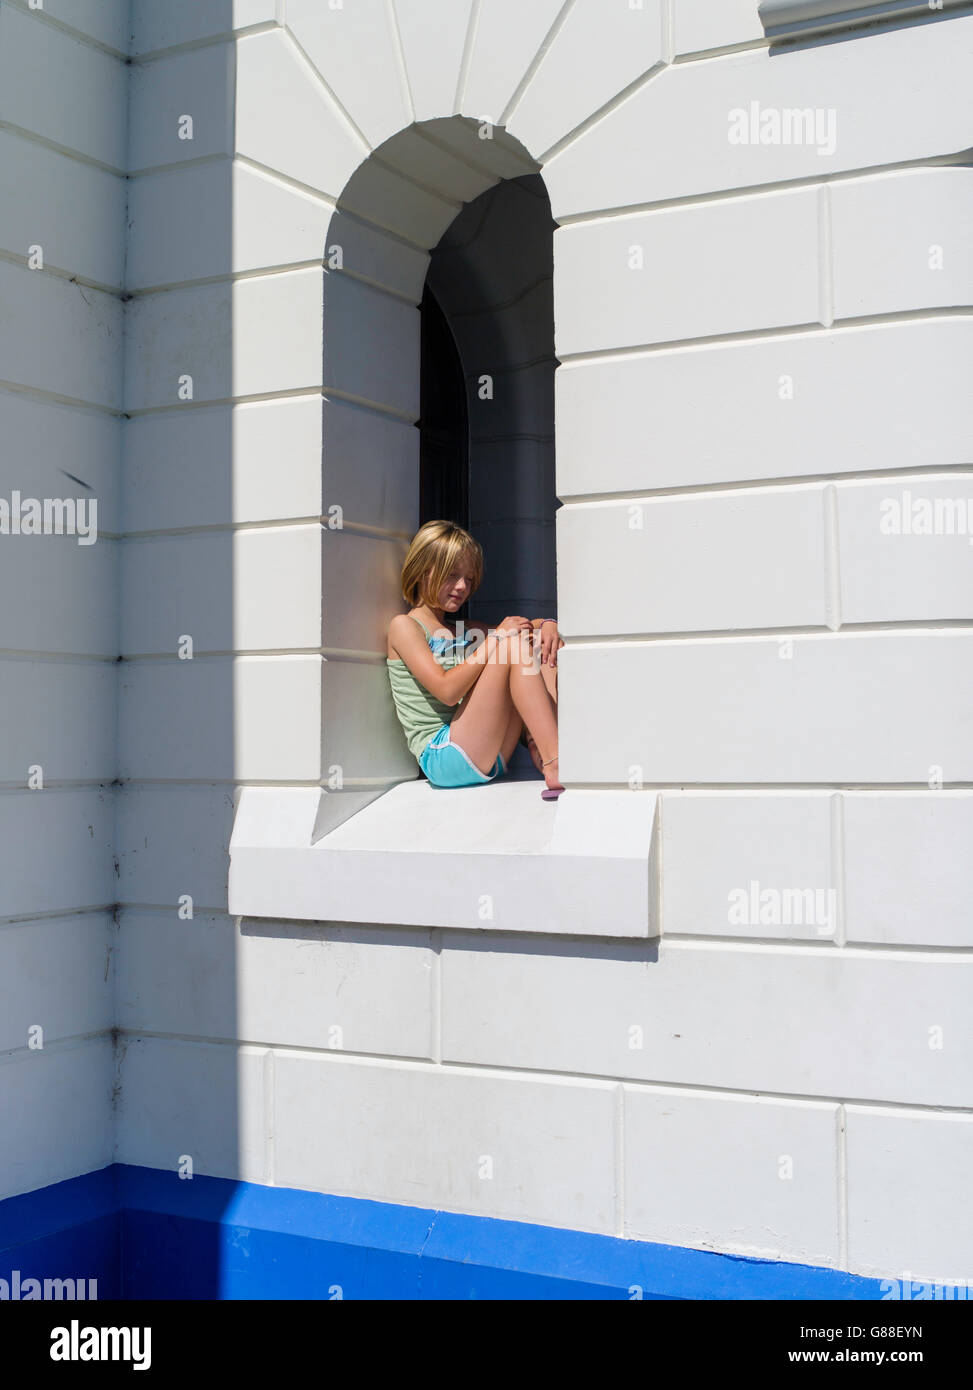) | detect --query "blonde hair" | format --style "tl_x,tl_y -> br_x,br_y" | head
400,520 -> 483,608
